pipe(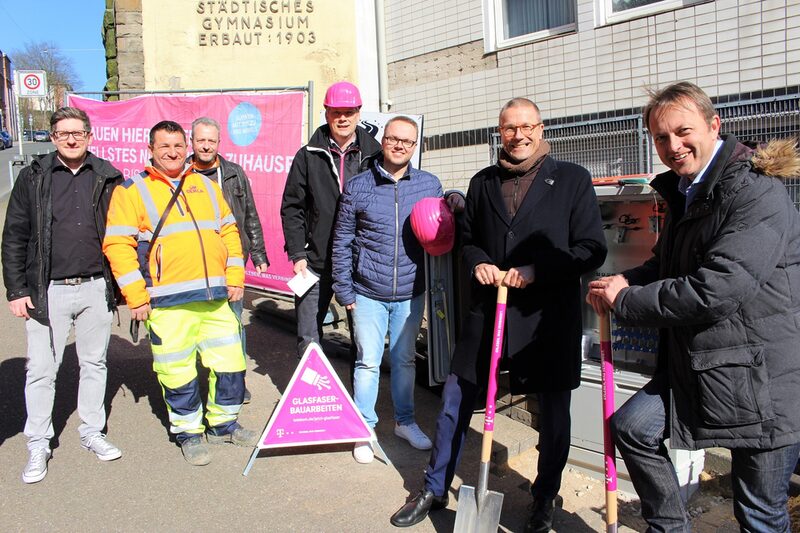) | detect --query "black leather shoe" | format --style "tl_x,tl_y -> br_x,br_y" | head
390,489 -> 449,527
524,497 -> 555,533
